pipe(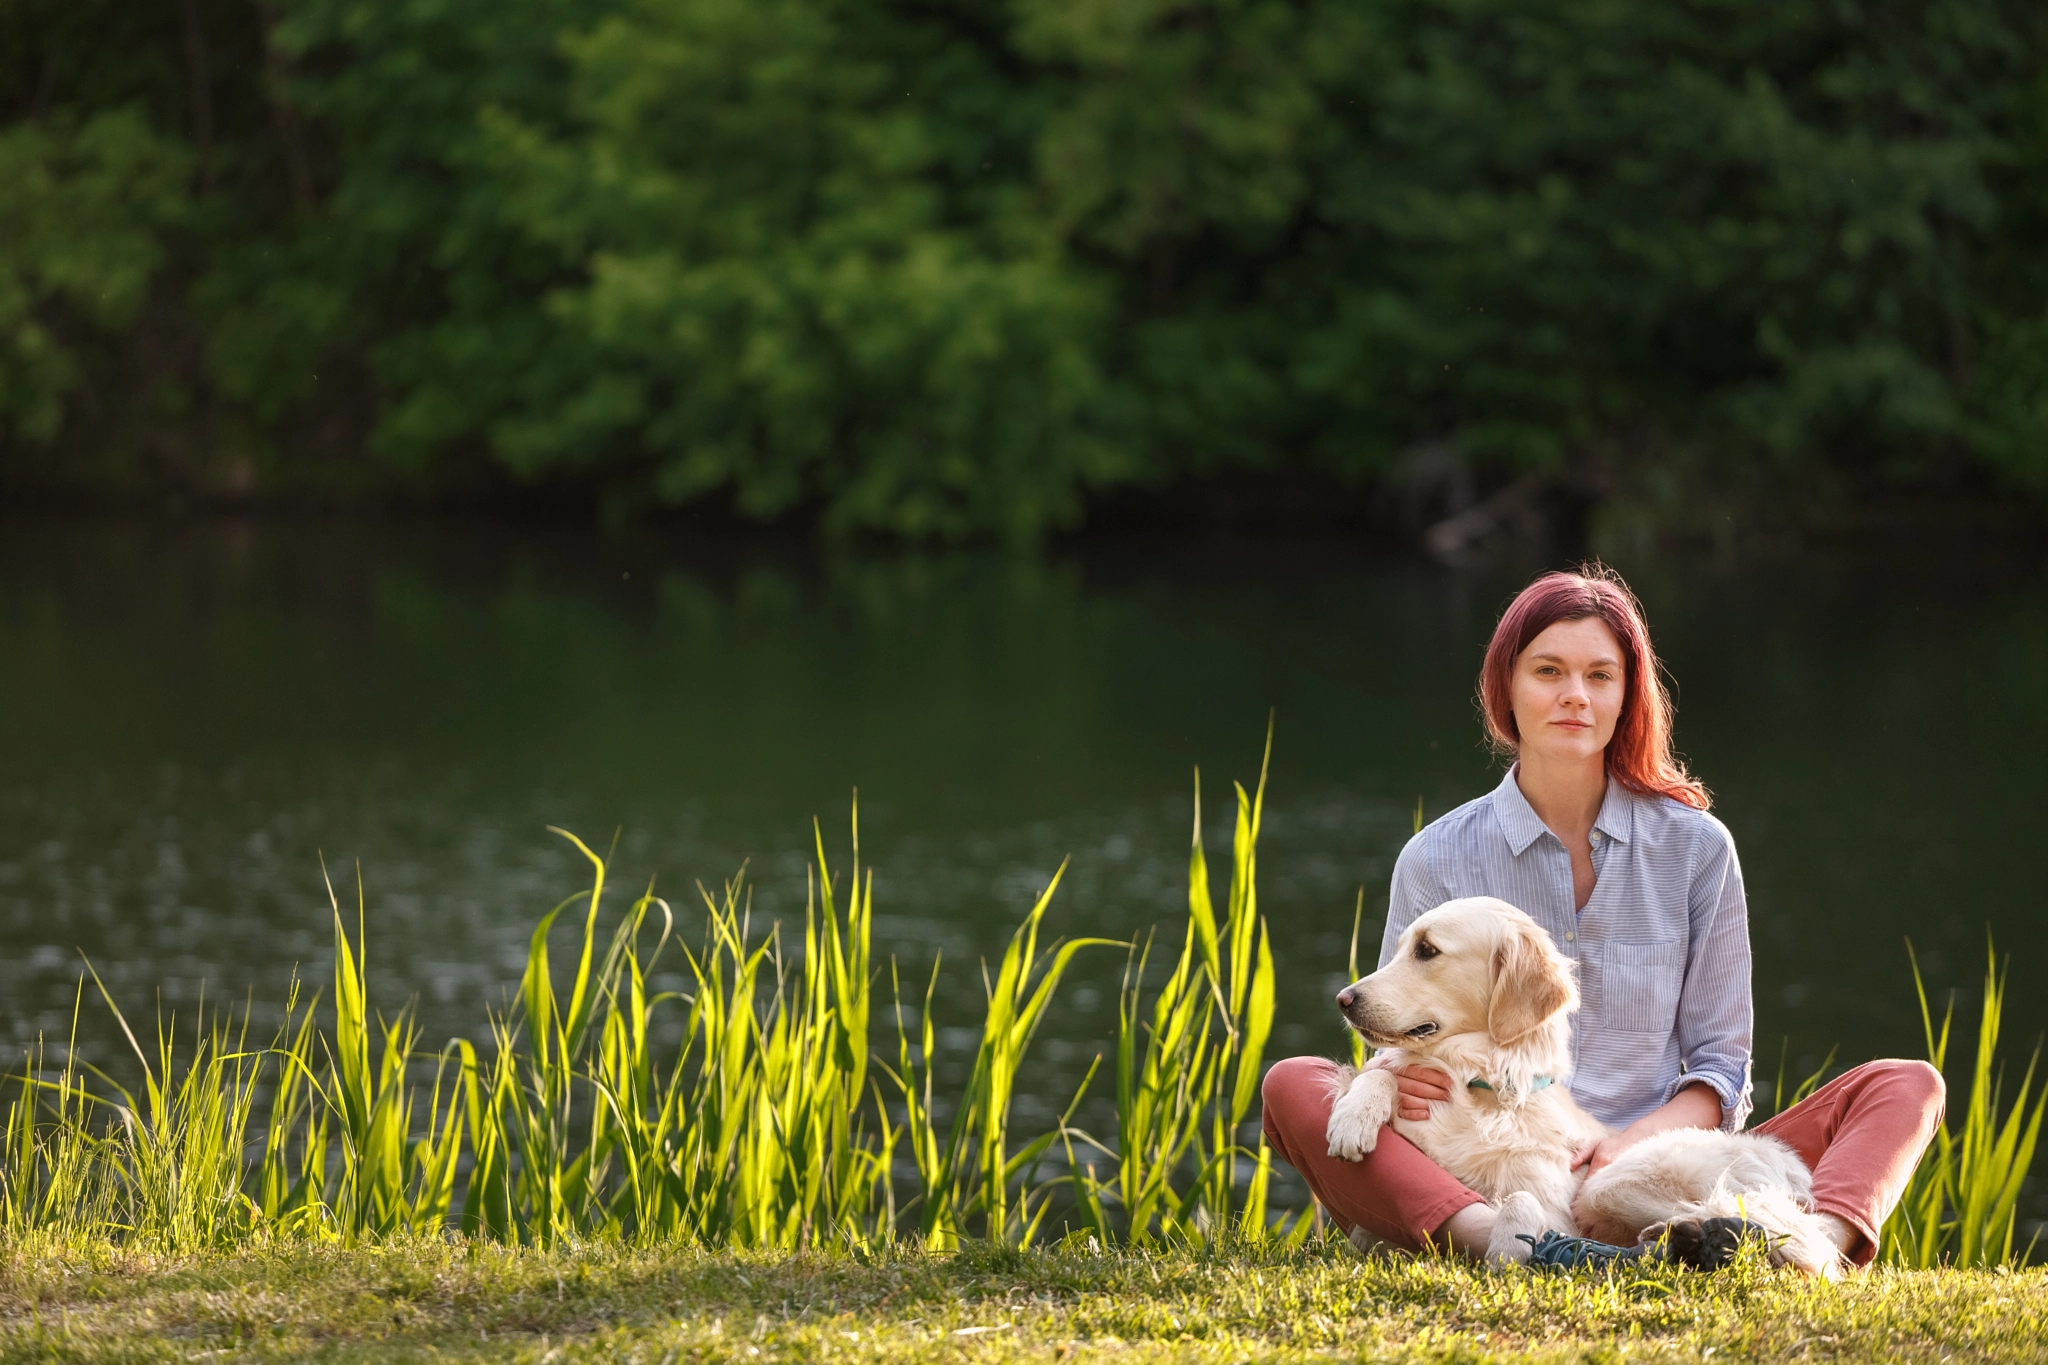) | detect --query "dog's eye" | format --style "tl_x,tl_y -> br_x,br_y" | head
1414,940 -> 1440,962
